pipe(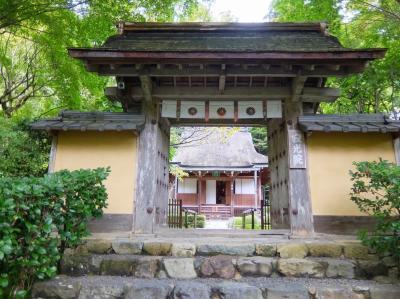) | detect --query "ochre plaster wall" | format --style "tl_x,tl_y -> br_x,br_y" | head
54,131 -> 137,214
307,132 -> 395,216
